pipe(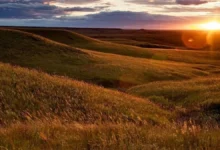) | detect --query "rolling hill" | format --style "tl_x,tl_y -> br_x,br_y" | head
0,63 -> 219,150
71,28 -> 220,50
0,28 -> 219,149
0,62 -> 171,149
0,28 -> 213,90
20,28 -> 220,65
128,77 -> 220,123
0,62 -> 170,125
